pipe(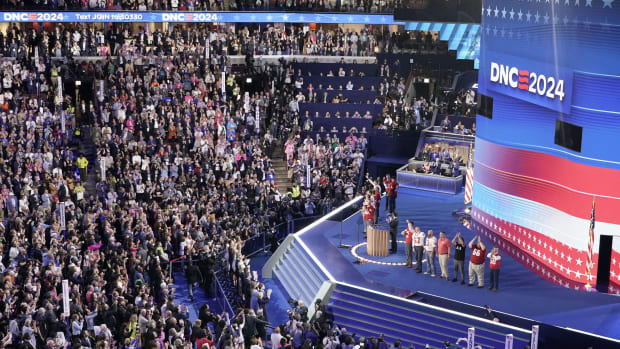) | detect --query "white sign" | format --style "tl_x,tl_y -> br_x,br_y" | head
62,279 -> 70,316
531,325 -> 539,349
60,111 -> 65,133
100,157 -> 106,180
57,76 -> 62,101
59,202 -> 66,230
505,334 -> 513,349
306,165 -> 311,188
467,327 -> 475,349
221,72 -> 226,95
255,104 -> 260,135
489,62 -> 565,101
